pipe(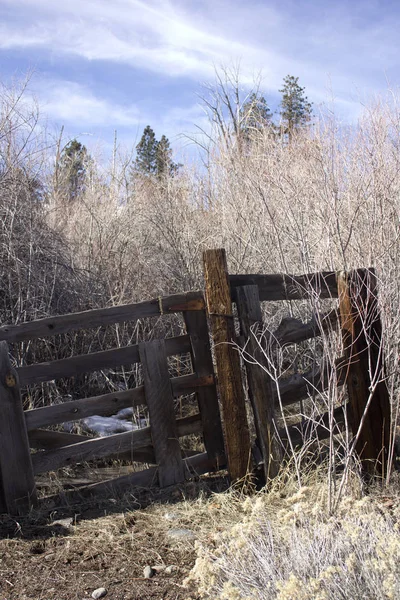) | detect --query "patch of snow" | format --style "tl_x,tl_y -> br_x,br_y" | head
83,414 -> 138,436
62,403 -> 148,437
115,407 -> 134,420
